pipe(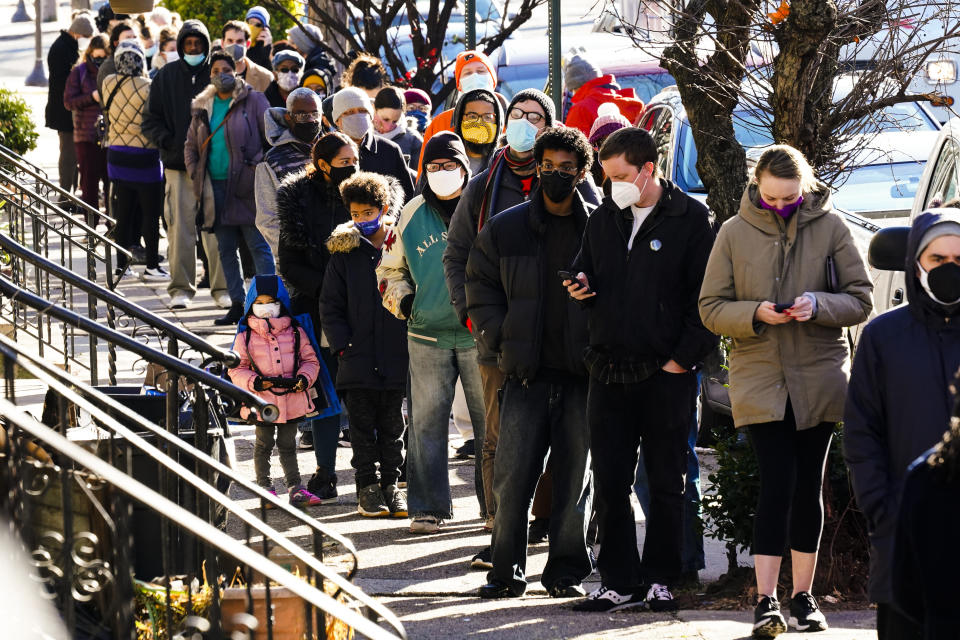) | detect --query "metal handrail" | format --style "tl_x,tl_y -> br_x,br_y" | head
0,275 -> 277,423
0,400 -> 404,640
0,333 -> 406,638
0,233 -> 240,368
